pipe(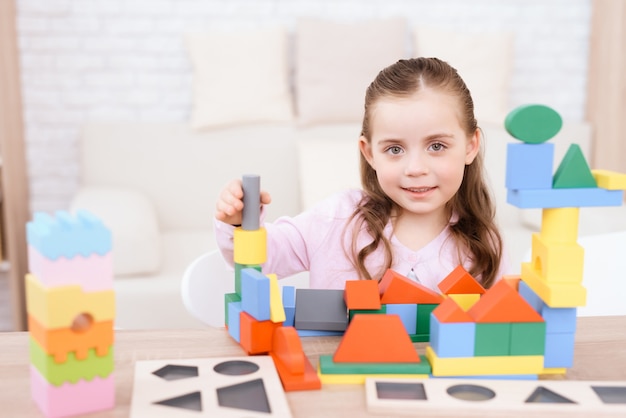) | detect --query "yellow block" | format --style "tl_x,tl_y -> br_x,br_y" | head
540,367 -> 567,375
448,294 -> 480,311
530,233 -> 584,284
267,273 -> 286,323
521,262 -> 587,307
26,274 -> 115,328
319,372 -> 429,385
592,169 -> 626,190
425,346 -> 544,376
540,208 -> 579,244
233,227 -> 267,264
